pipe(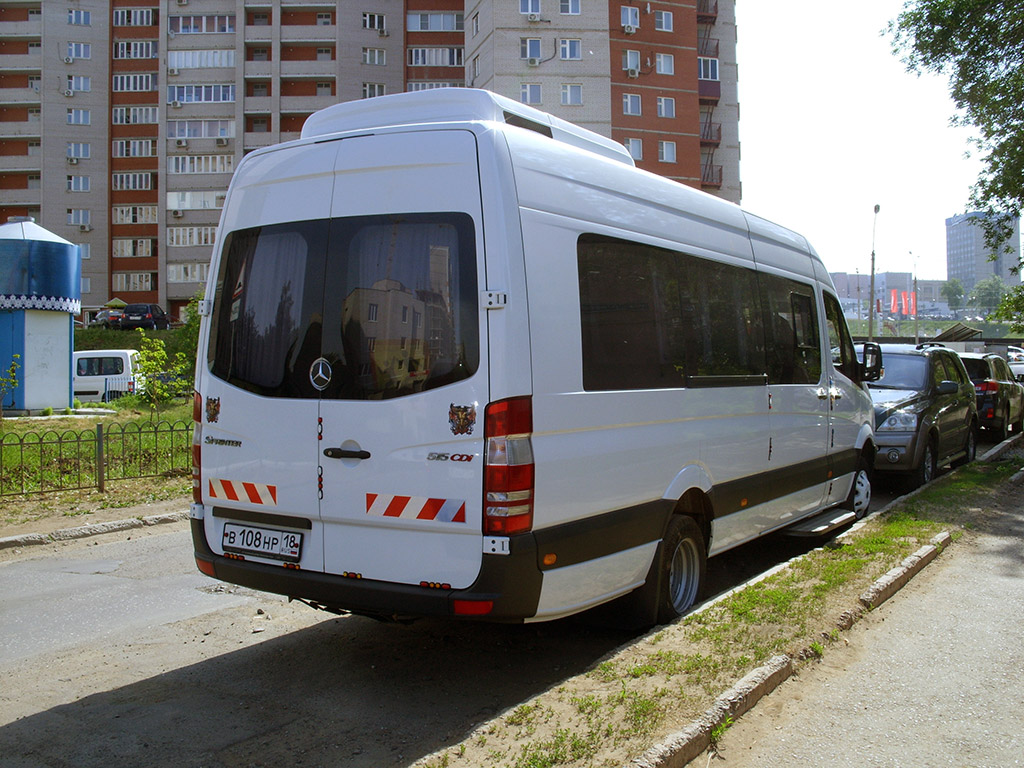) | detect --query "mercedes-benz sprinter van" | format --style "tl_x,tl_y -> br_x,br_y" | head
190,89 -> 881,625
